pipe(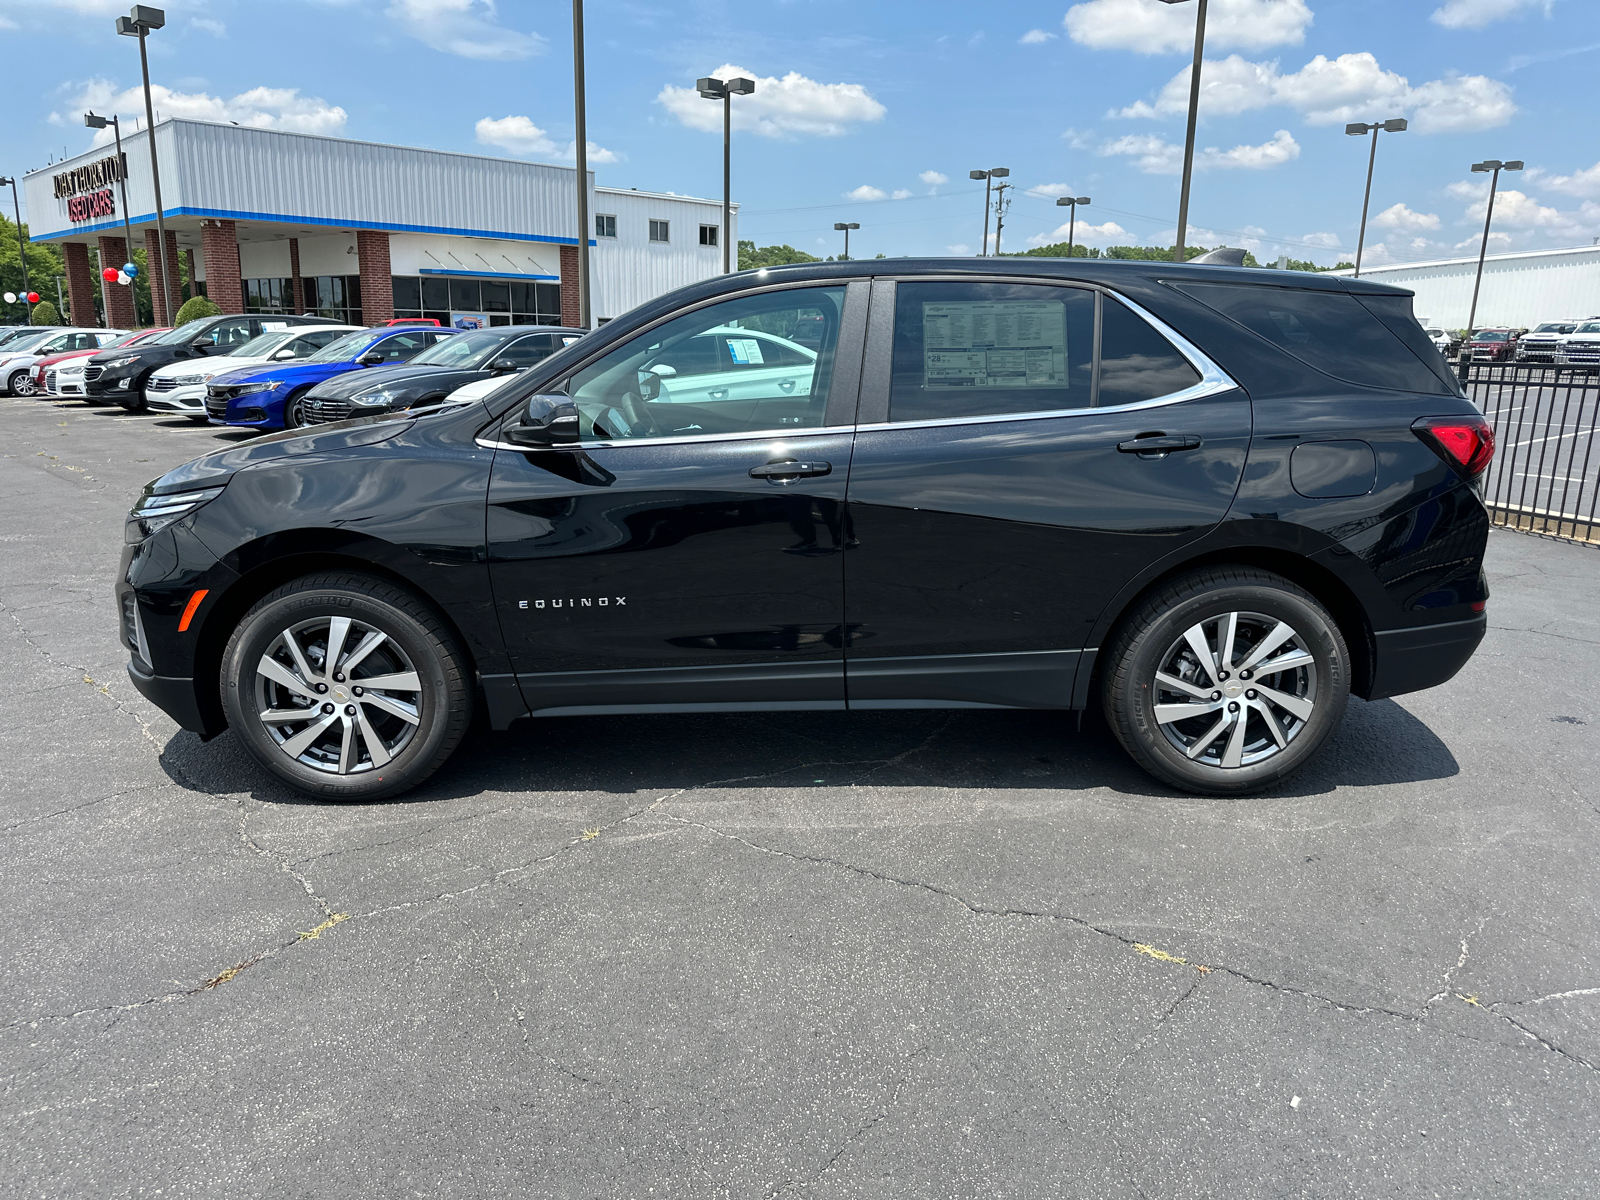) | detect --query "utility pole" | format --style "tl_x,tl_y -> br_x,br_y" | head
992,182 -> 1012,256
572,0 -> 591,327
1159,0 -> 1209,263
